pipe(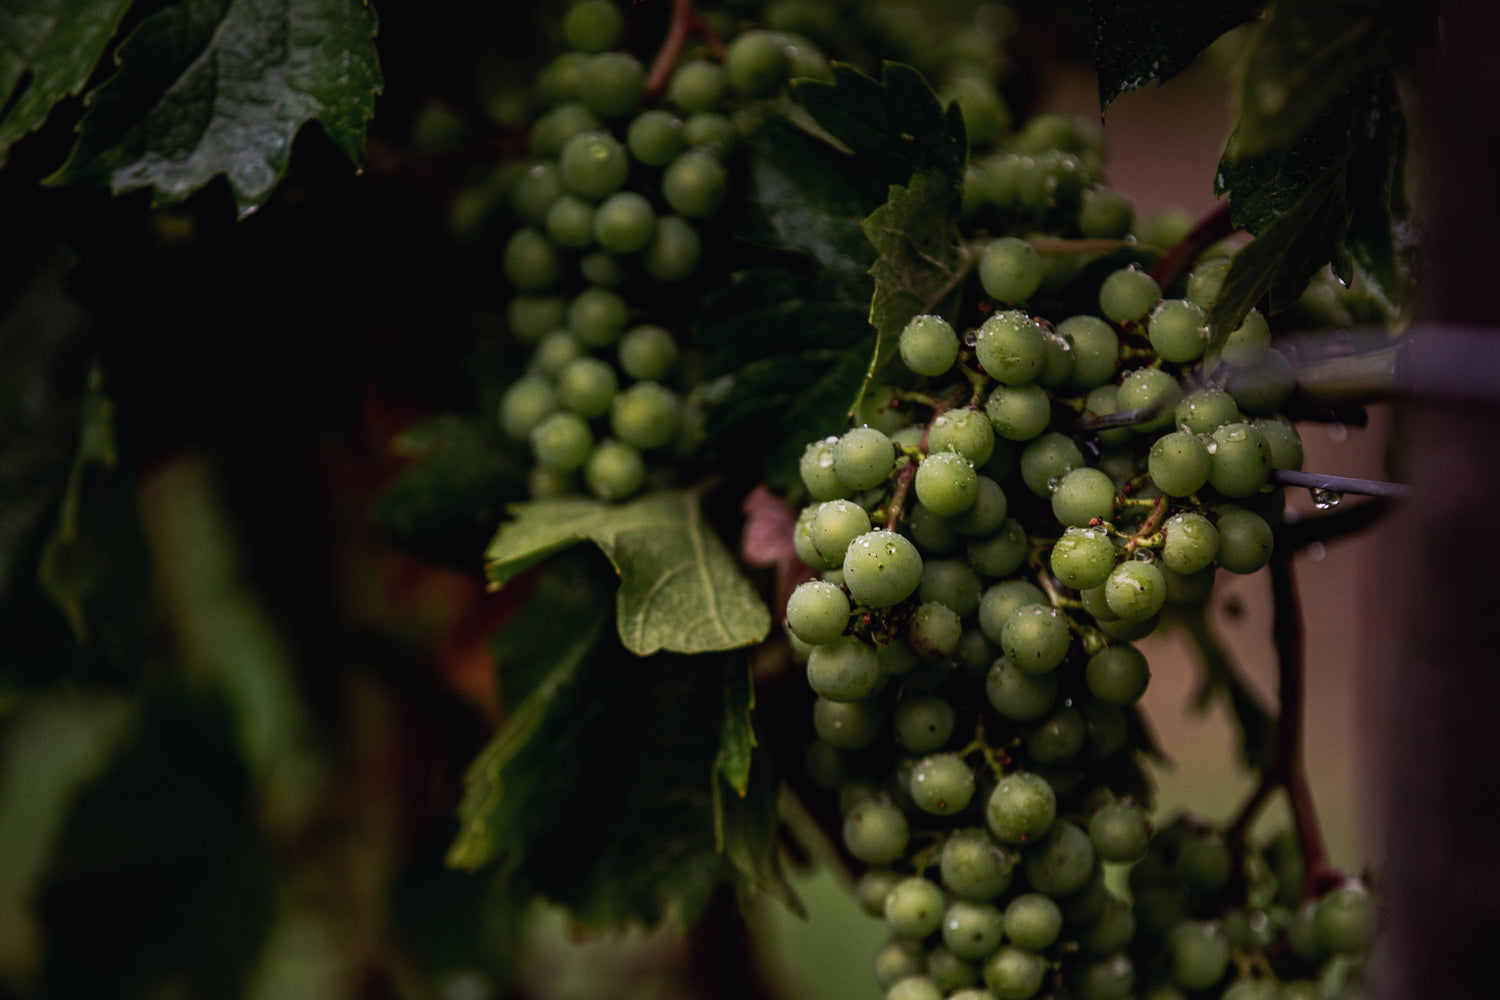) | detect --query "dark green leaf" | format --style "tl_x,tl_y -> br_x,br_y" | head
716,655 -> 755,797
49,0 -> 381,214
484,491 -> 771,656
792,61 -> 966,187
715,744 -> 801,914
0,0 -> 135,164
1090,0 -> 1264,109
1341,75 -> 1416,312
